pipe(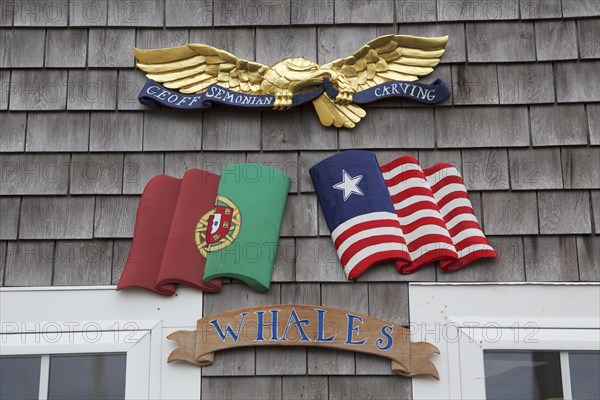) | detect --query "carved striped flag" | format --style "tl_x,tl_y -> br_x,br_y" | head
310,151 -> 496,279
